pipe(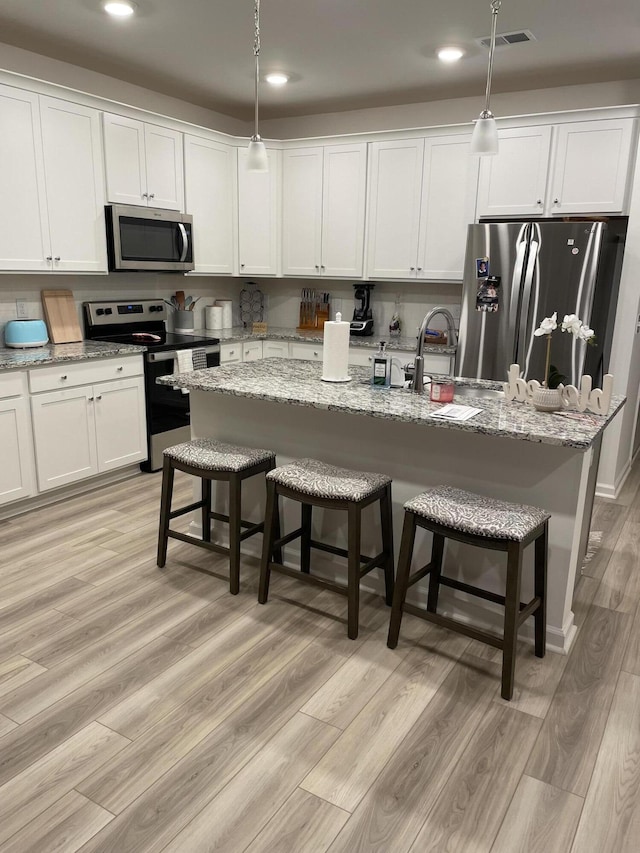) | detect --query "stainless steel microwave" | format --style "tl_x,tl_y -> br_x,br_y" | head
105,204 -> 195,272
